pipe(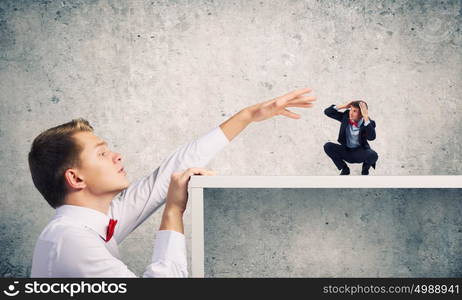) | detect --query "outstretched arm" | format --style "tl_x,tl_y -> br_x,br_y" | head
219,88 -> 315,141
111,87 -> 315,243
